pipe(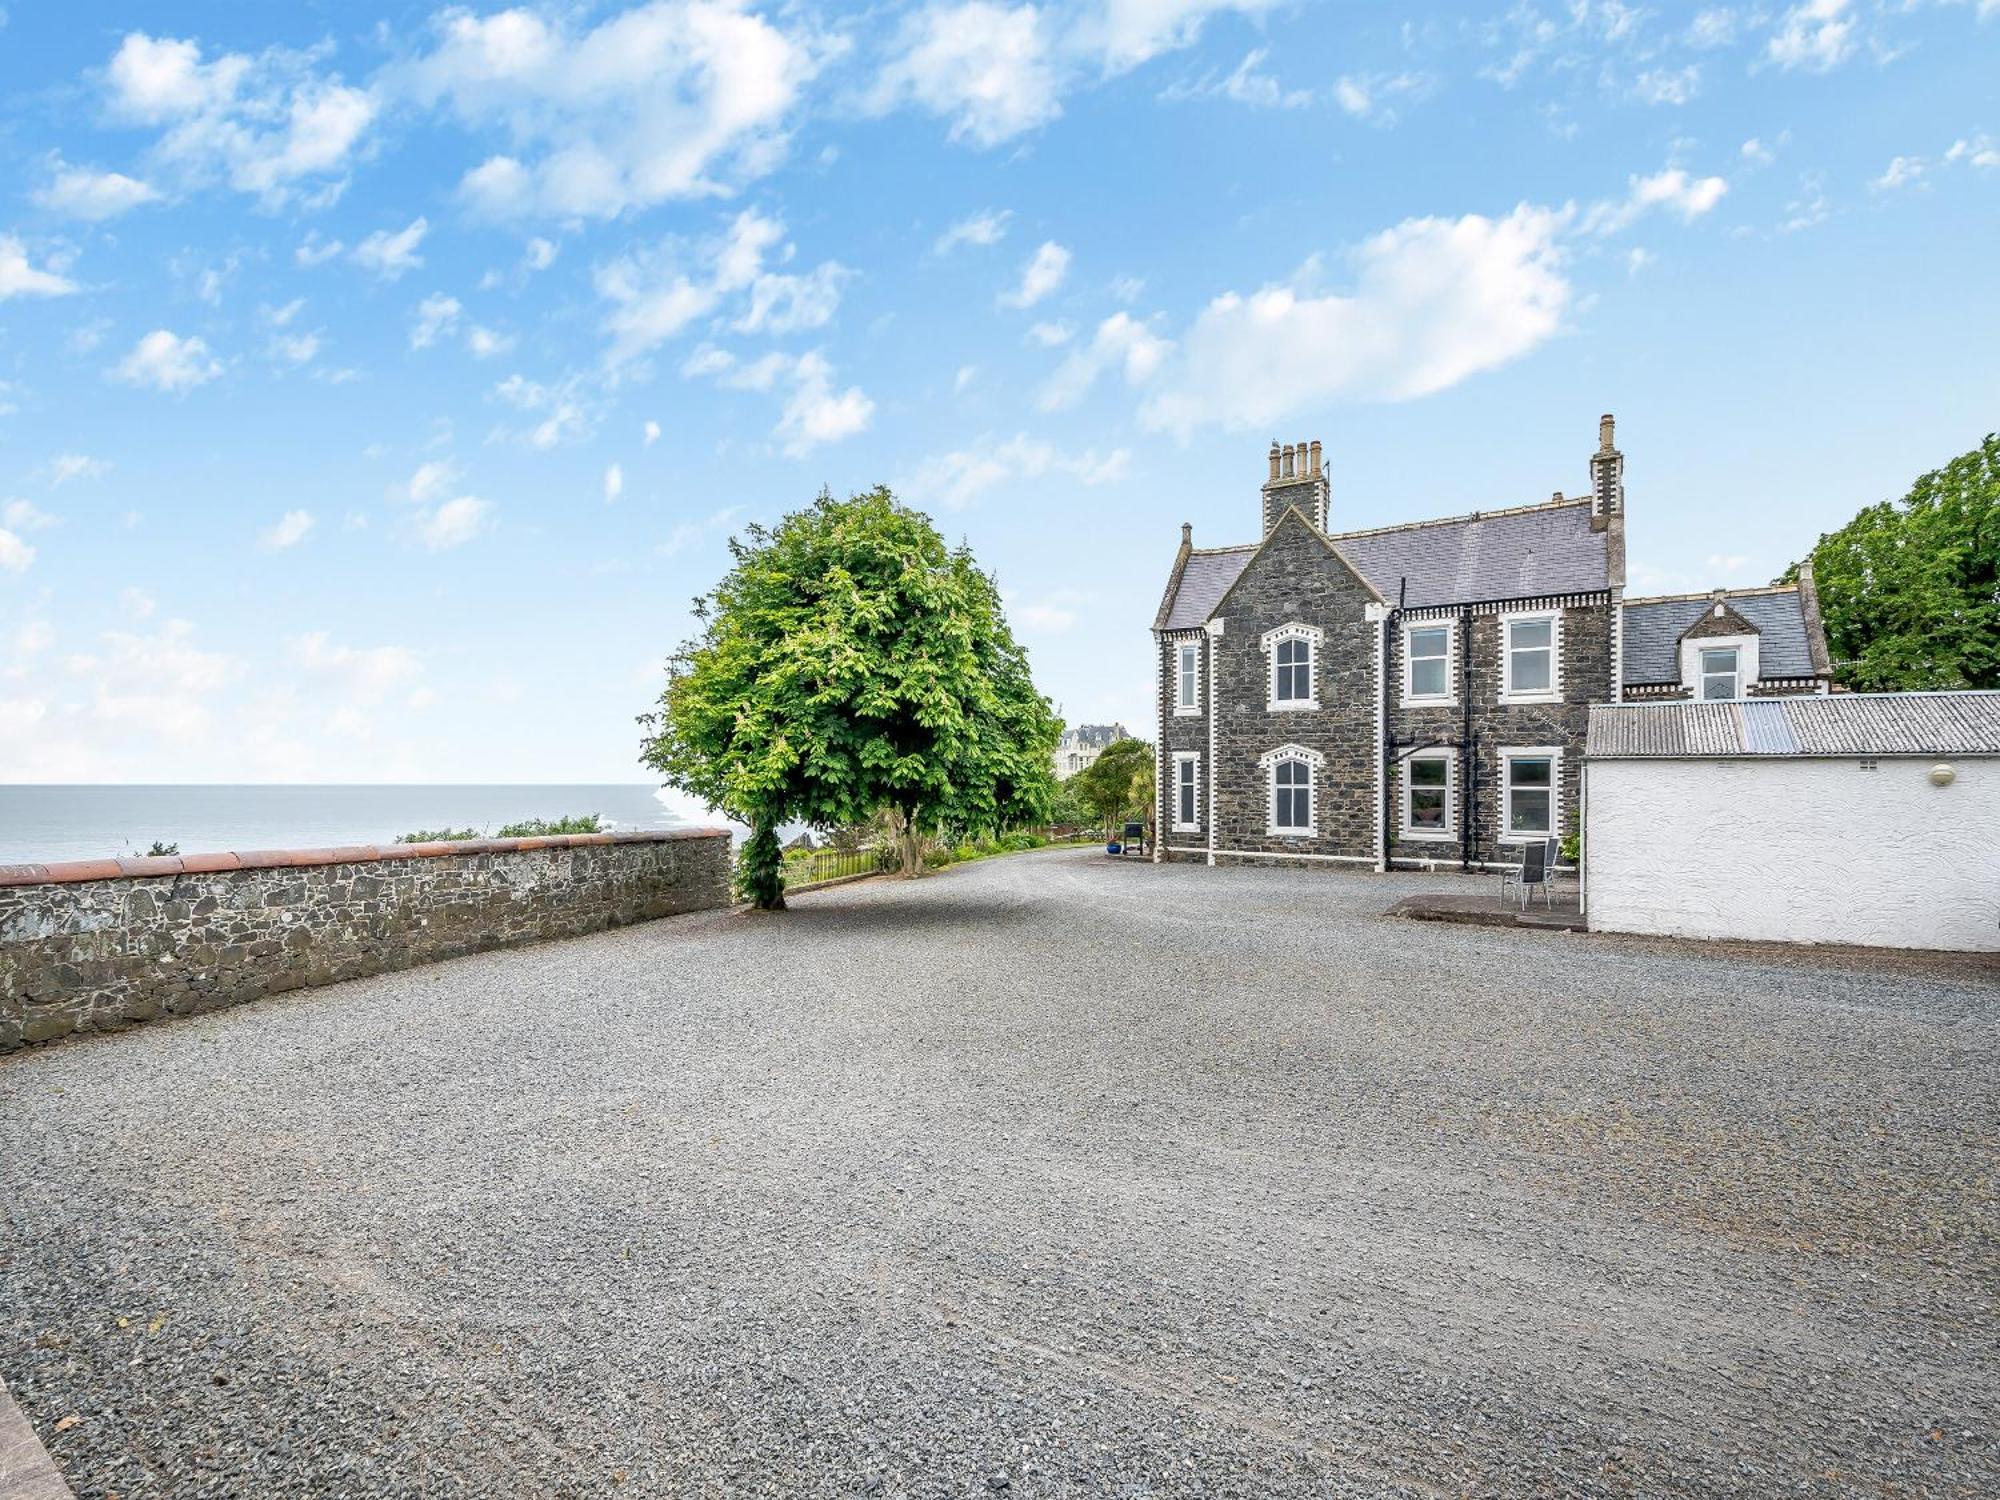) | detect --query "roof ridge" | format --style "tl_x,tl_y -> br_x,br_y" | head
1624,583 -> 1800,605
1328,495 -> 1590,543
1595,689 -> 2000,711
1187,543 -> 1258,556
